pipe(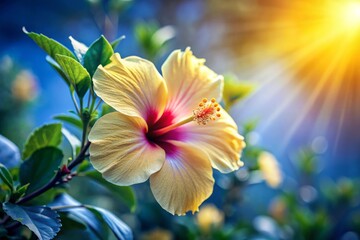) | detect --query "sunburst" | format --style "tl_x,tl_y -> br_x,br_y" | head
208,0 -> 360,155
